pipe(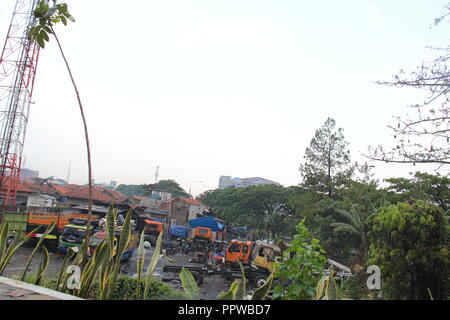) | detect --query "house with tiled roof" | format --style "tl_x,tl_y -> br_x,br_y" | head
181,197 -> 208,221
157,197 -> 208,227
50,184 -> 127,206
0,177 -> 48,206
